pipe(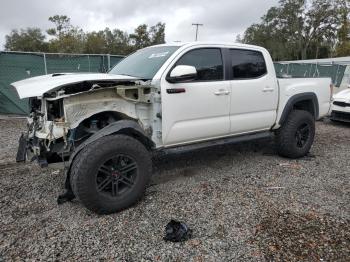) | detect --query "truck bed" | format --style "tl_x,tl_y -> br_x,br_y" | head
276,77 -> 332,126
